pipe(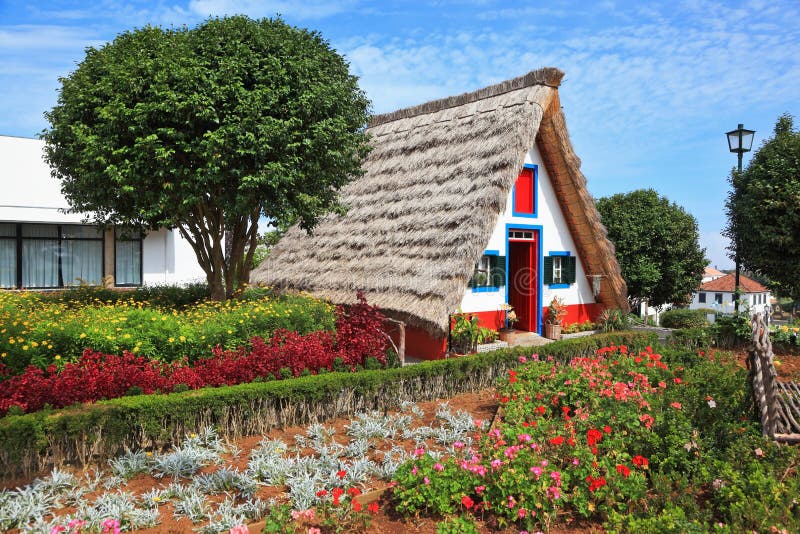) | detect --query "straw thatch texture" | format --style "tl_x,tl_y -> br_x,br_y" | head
251,67 -> 628,334
537,93 -> 629,312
